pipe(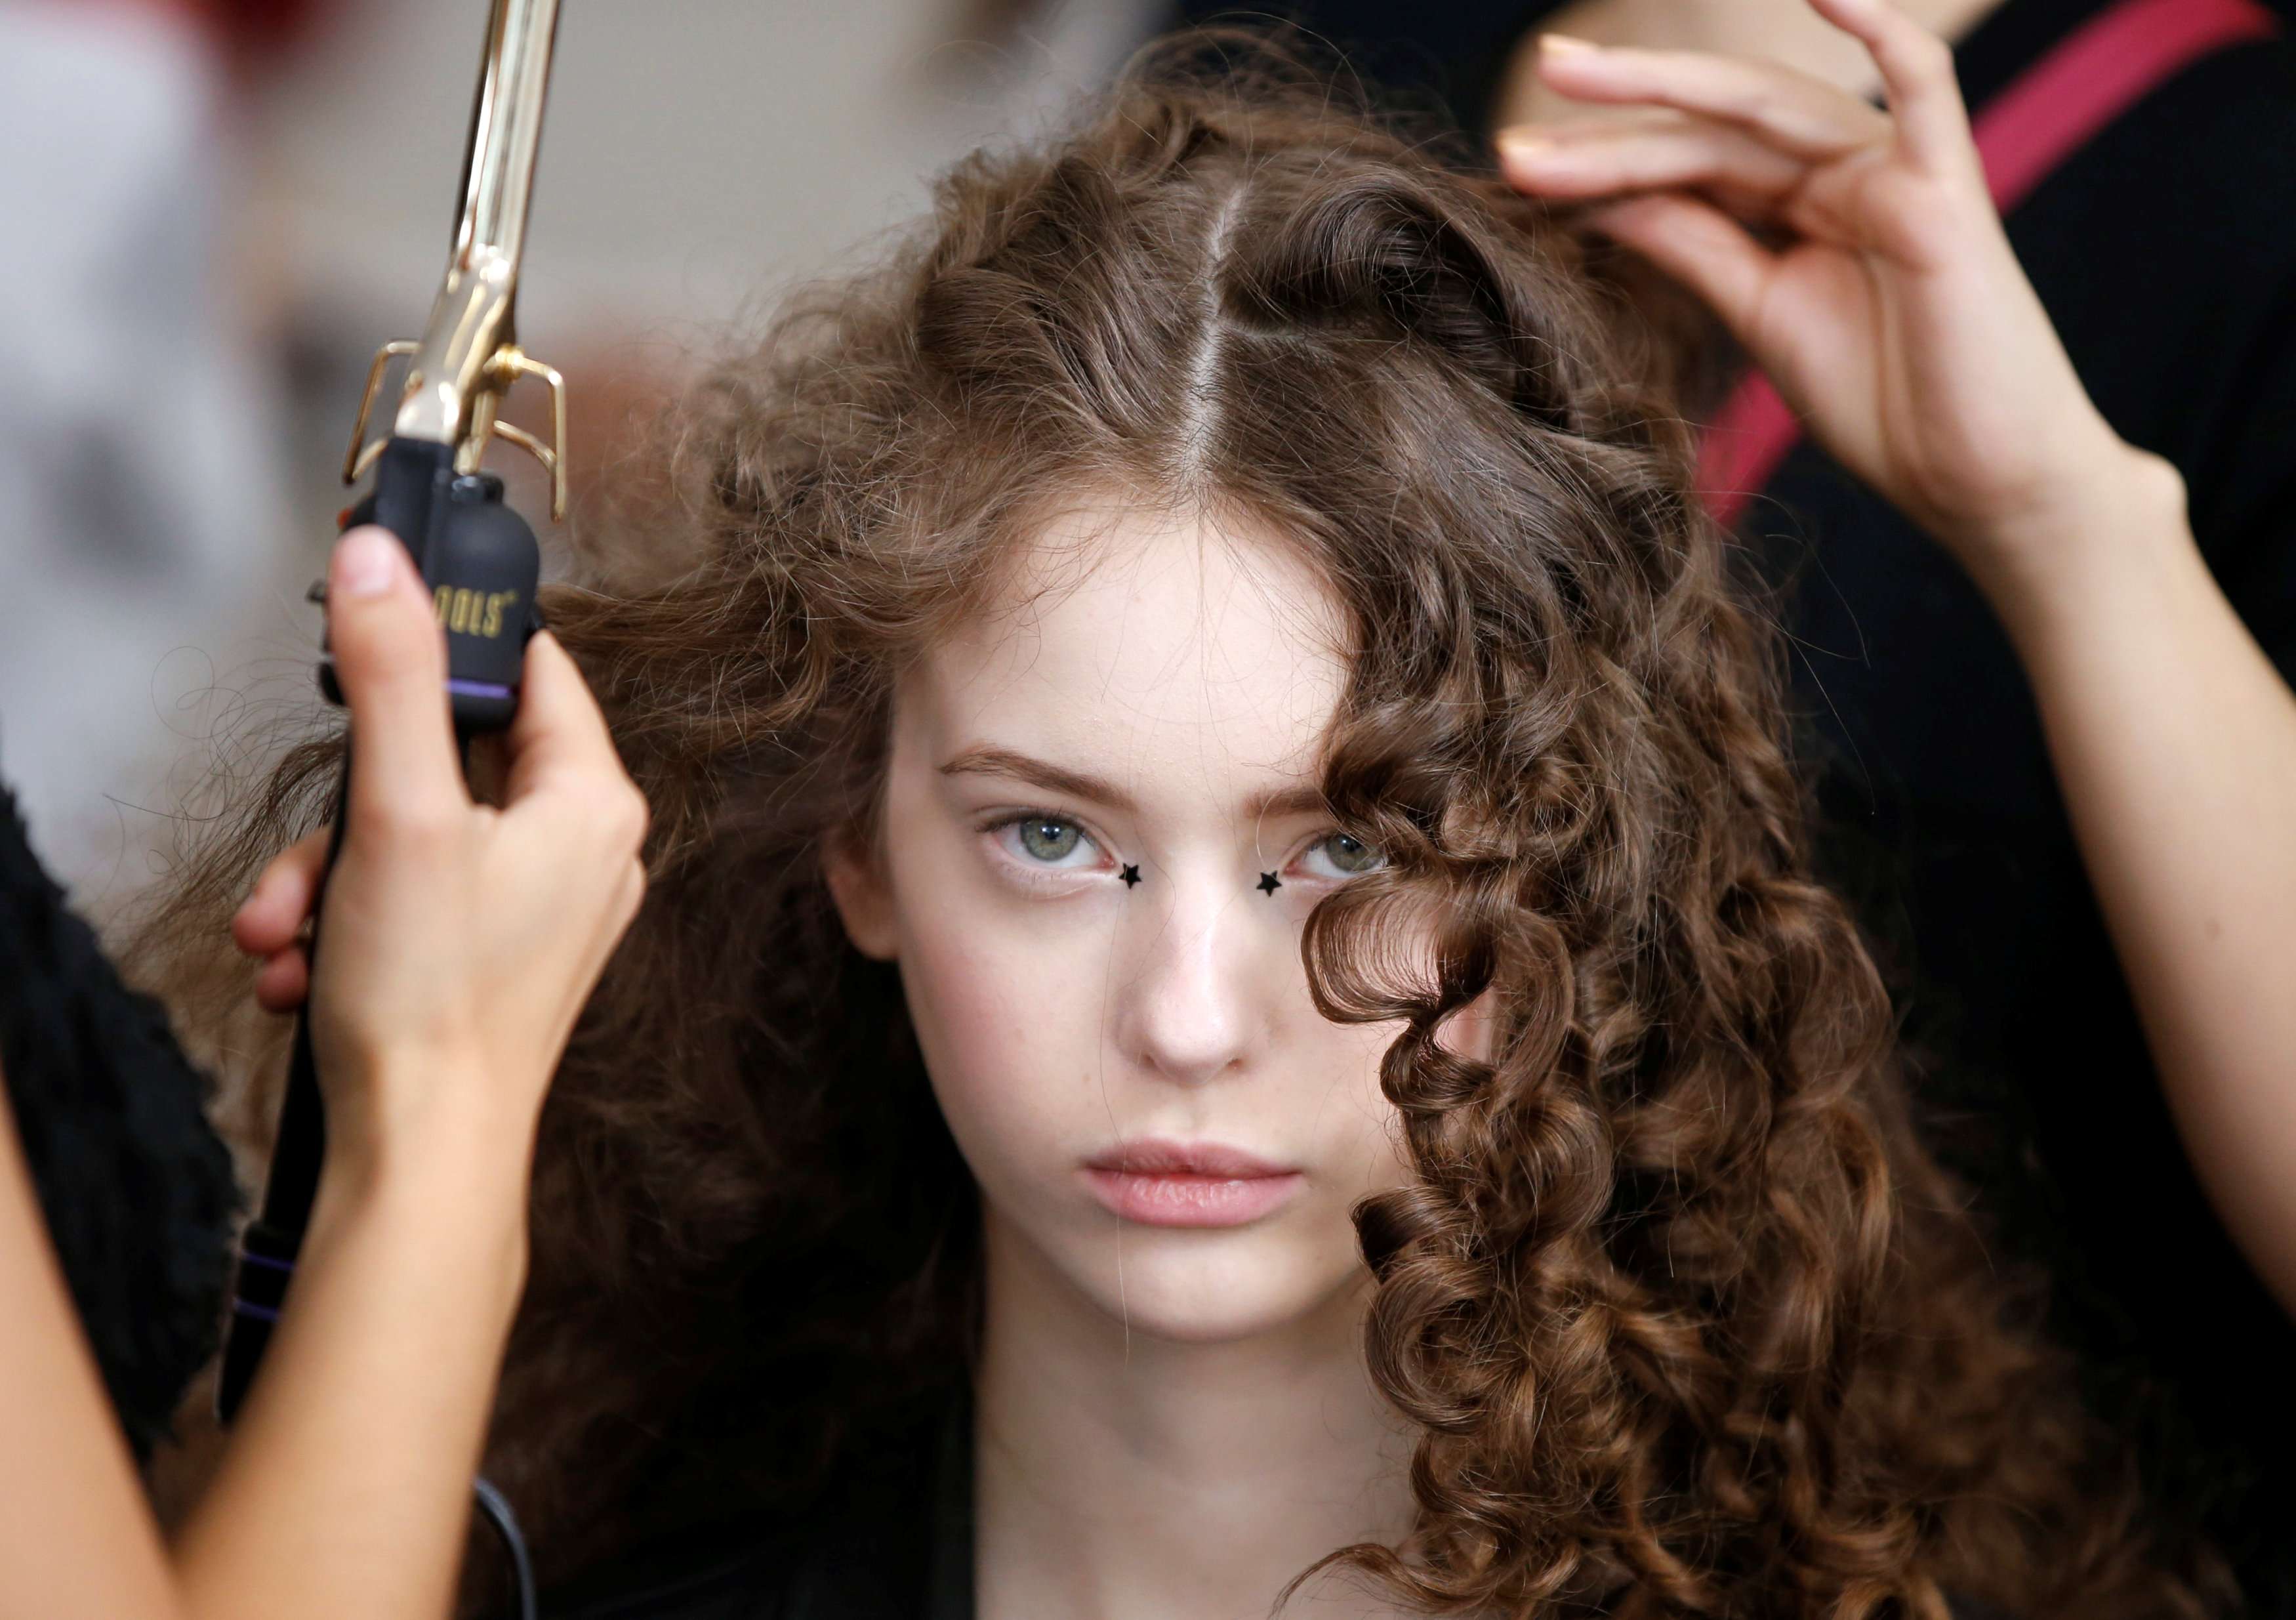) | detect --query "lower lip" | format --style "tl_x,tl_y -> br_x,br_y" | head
1082,1168 -> 1304,1228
